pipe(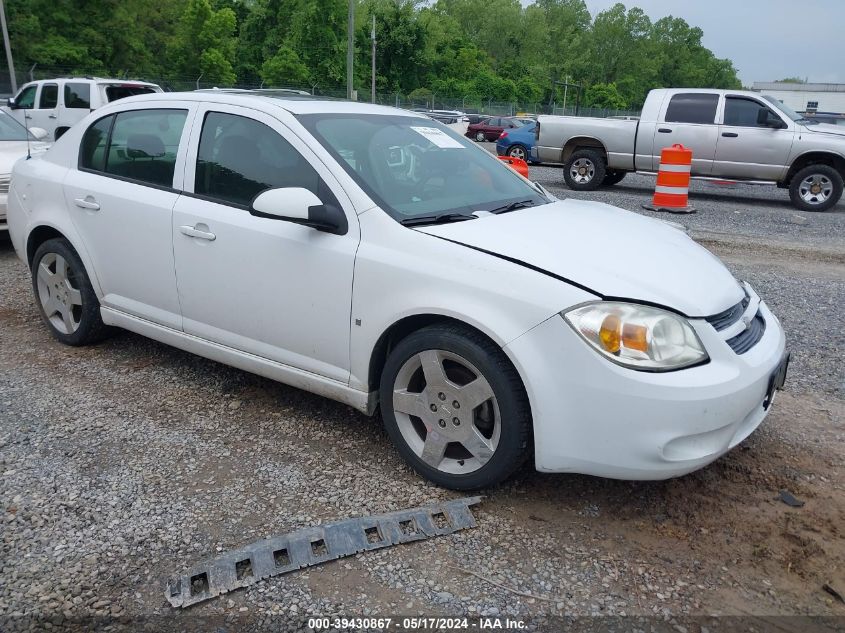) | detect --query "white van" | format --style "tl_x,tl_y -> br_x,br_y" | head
4,77 -> 163,141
